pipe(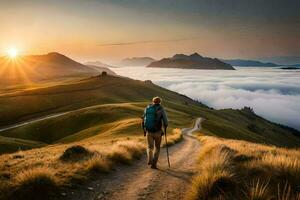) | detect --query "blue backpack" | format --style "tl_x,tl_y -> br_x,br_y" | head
144,104 -> 162,132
